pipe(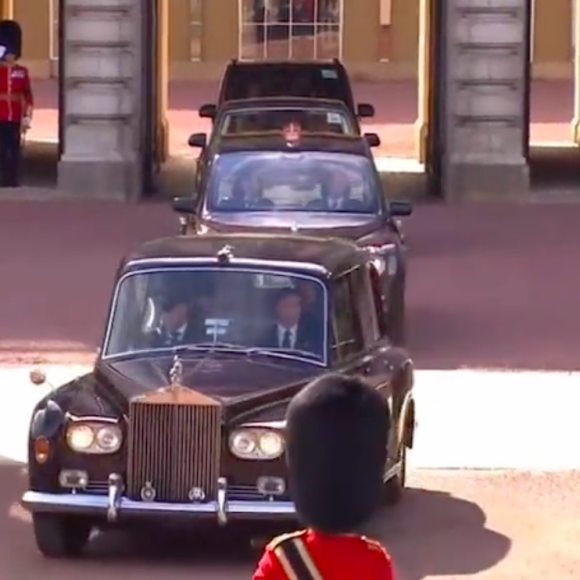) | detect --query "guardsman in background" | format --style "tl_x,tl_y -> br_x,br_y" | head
252,373 -> 396,580
0,41 -> 32,187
